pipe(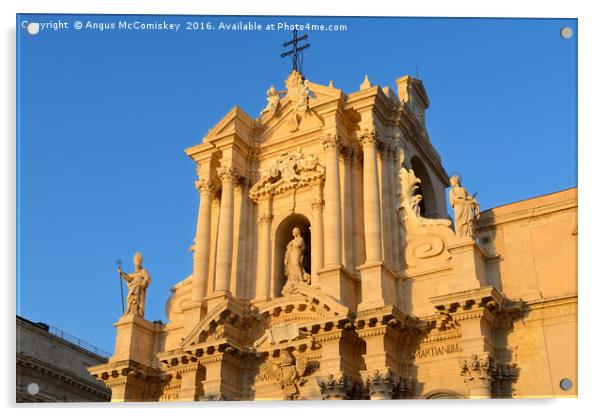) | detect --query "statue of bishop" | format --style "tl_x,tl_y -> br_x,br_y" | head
118,252 -> 151,317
